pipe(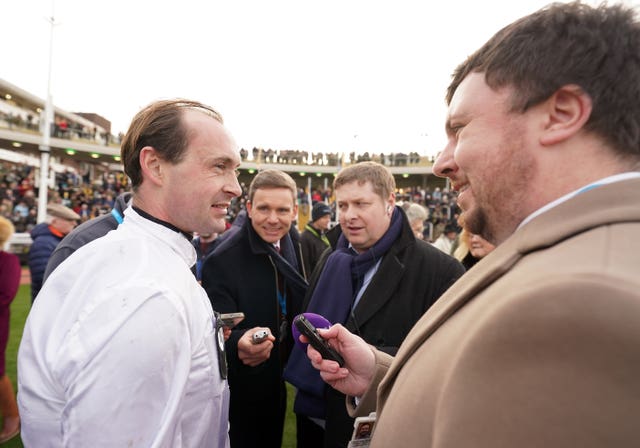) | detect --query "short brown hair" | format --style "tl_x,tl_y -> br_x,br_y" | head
120,99 -> 223,190
446,2 -> 640,161
248,169 -> 297,203
0,216 -> 15,246
334,161 -> 395,200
